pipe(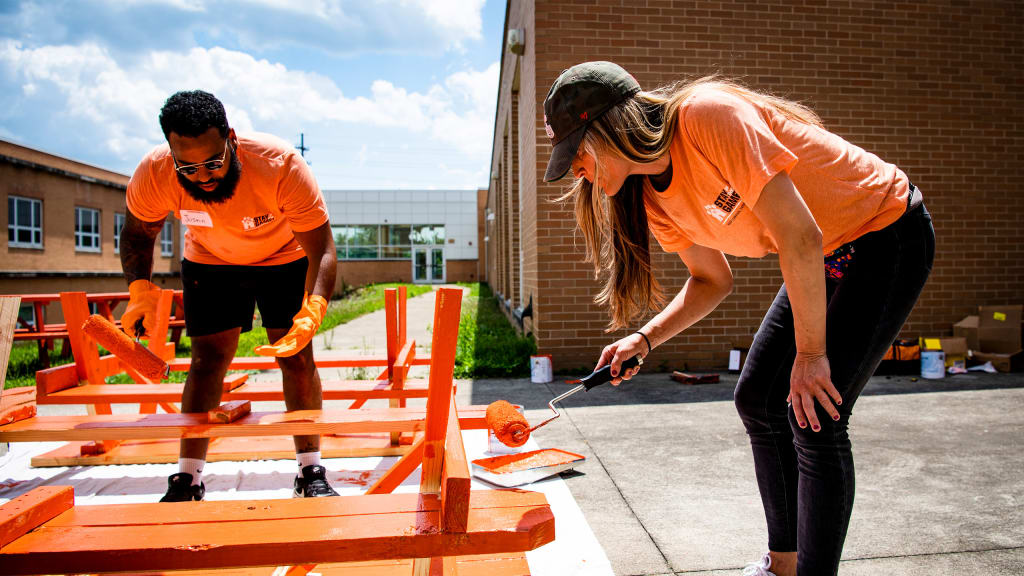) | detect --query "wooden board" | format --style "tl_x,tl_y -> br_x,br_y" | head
0,485 -> 74,549
0,296 -> 20,390
31,433 -> 421,467
0,491 -> 554,574
167,355 -> 432,372
40,380 -> 432,405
